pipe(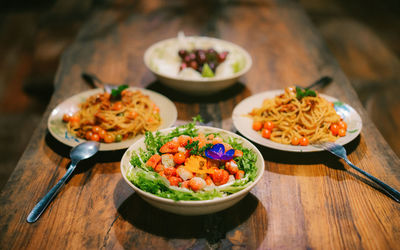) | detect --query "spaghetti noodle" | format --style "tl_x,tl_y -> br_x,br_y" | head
63,89 -> 161,143
249,87 -> 346,145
